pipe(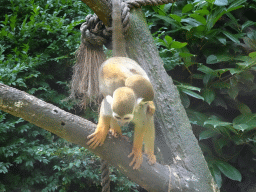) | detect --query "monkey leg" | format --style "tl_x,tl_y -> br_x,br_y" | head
144,116 -> 156,165
87,115 -> 111,149
128,125 -> 146,169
